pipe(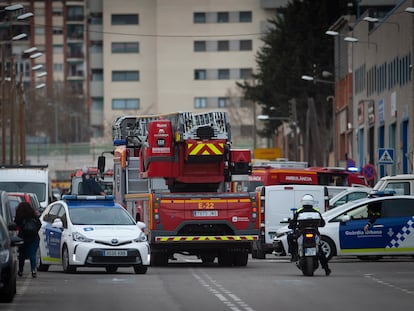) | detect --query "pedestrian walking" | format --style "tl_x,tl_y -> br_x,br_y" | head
15,202 -> 41,278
